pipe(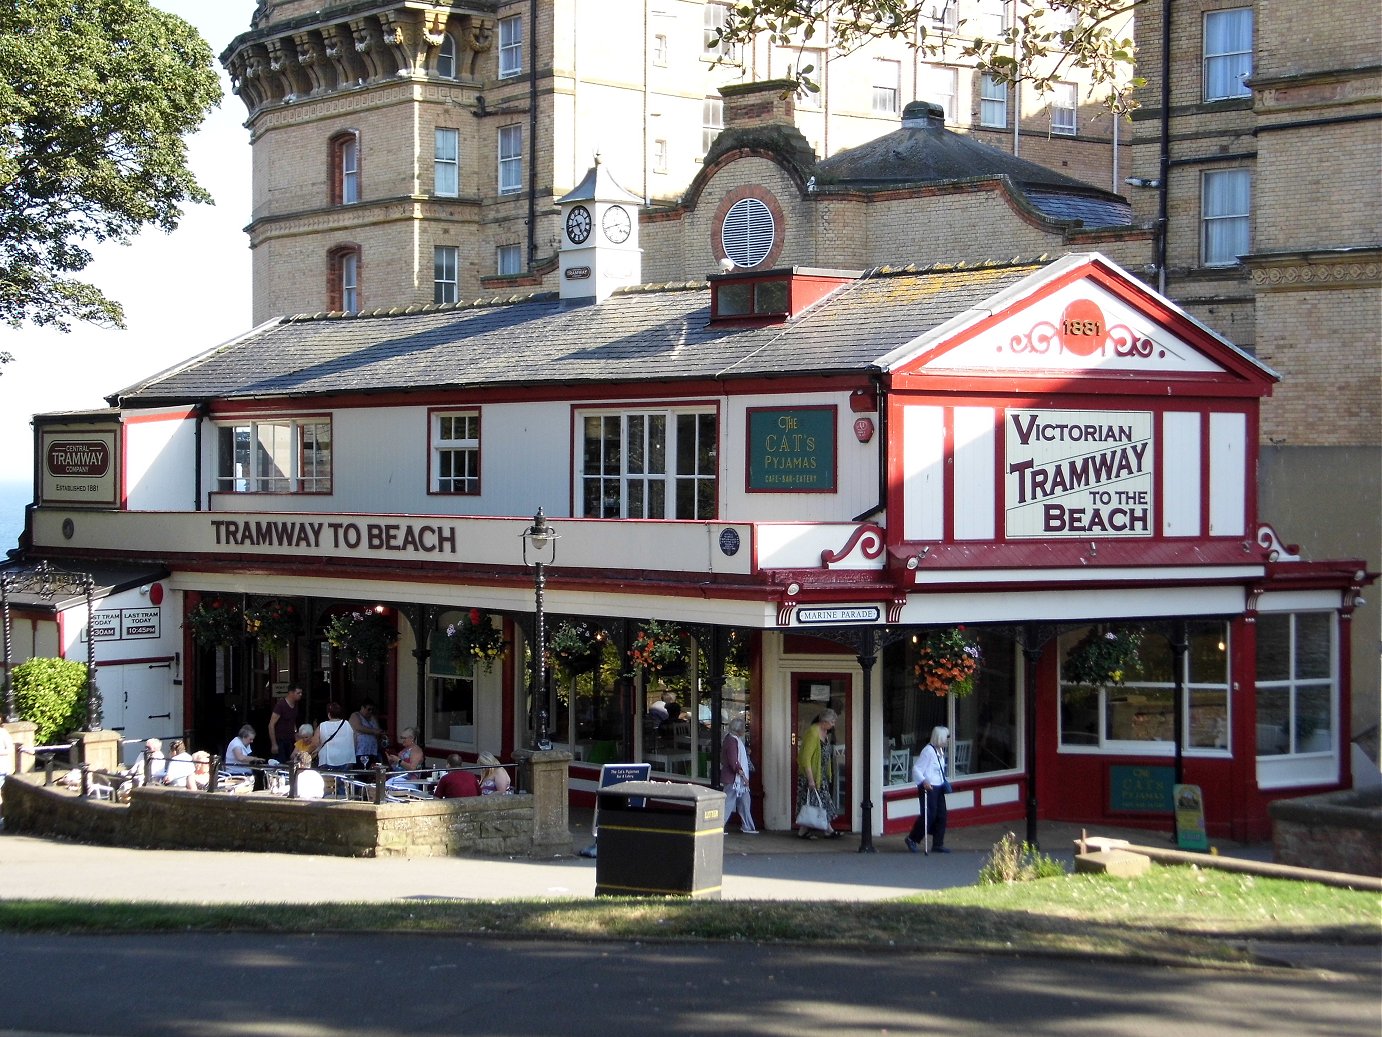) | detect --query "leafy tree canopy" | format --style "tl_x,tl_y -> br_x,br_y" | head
715,0 -> 1141,111
0,0 -> 222,332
